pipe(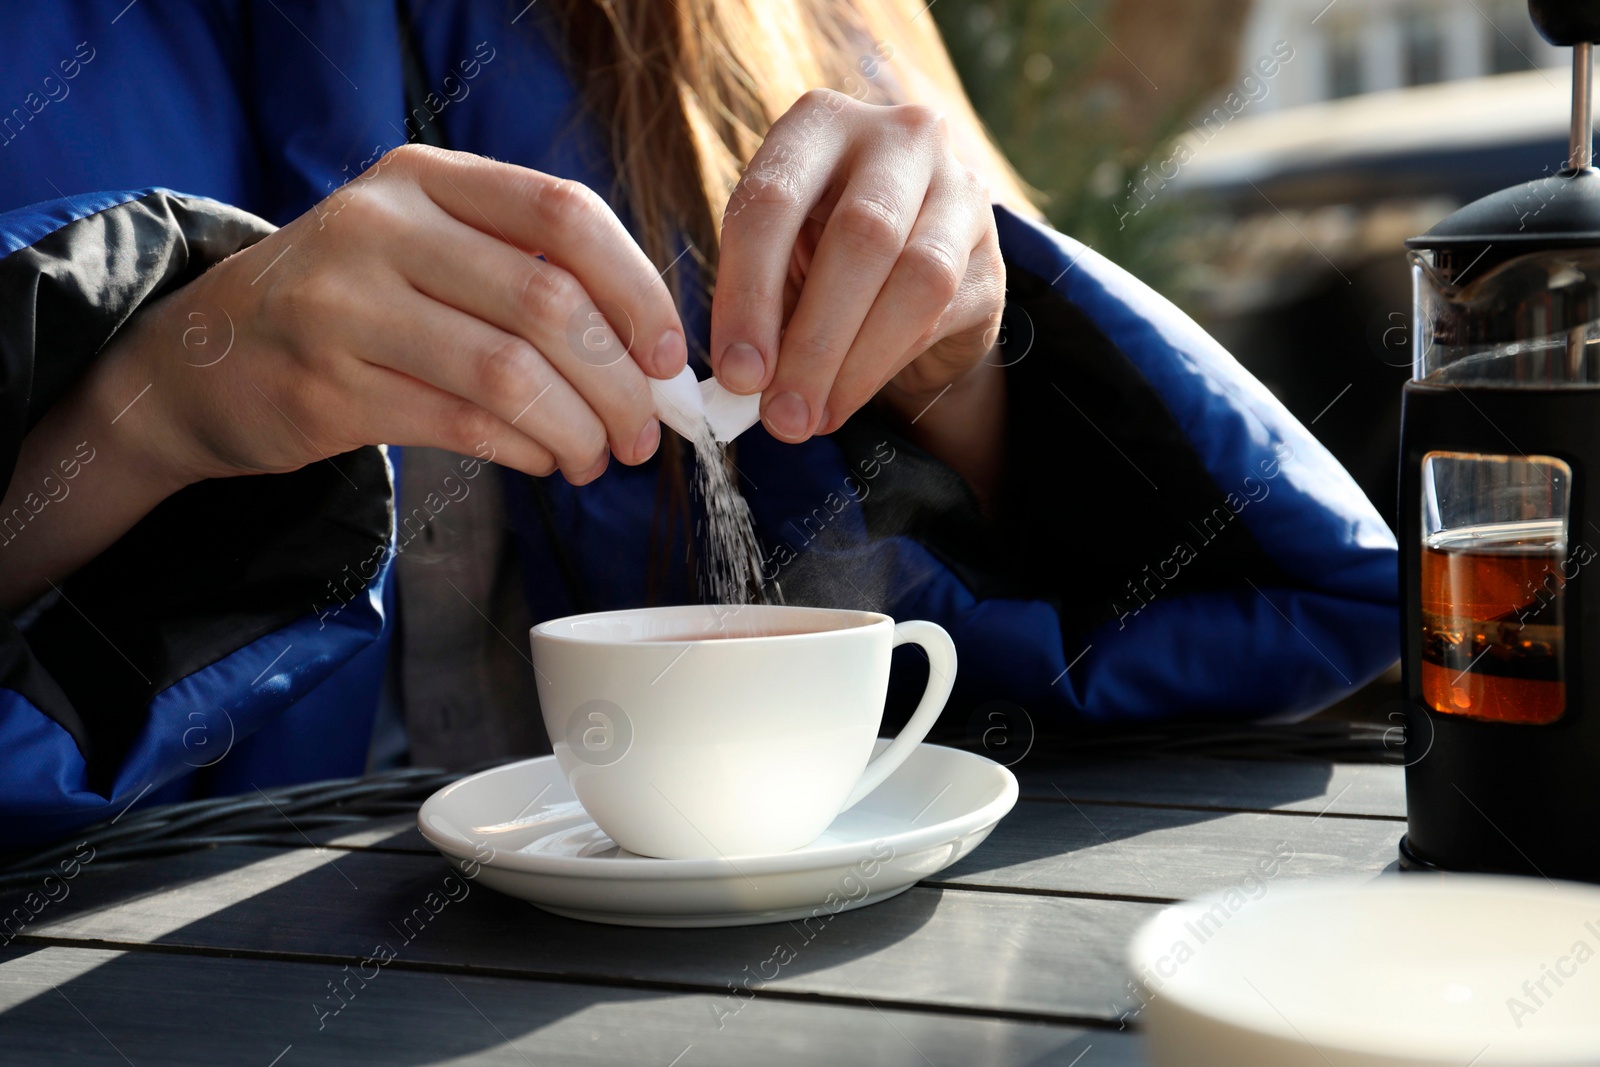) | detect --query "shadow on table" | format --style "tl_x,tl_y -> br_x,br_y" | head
940,755 -> 1345,896
0,843 -> 954,1065
1013,754 -> 1343,811
10,934 -> 1092,1067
